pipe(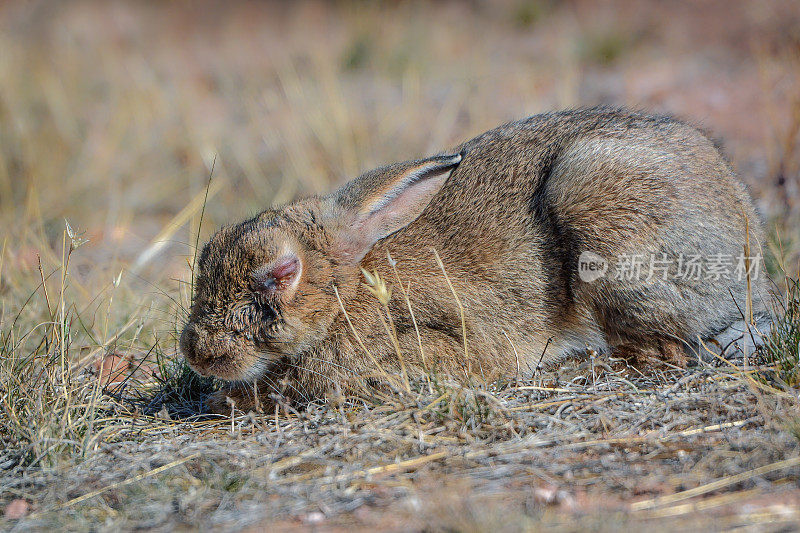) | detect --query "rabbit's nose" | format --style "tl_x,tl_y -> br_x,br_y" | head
180,323 -> 202,366
181,324 -> 217,377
